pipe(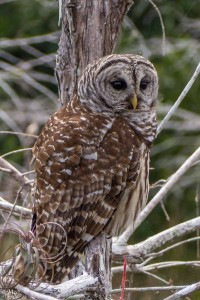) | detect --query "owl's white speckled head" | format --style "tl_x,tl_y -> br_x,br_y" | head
78,54 -> 158,114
